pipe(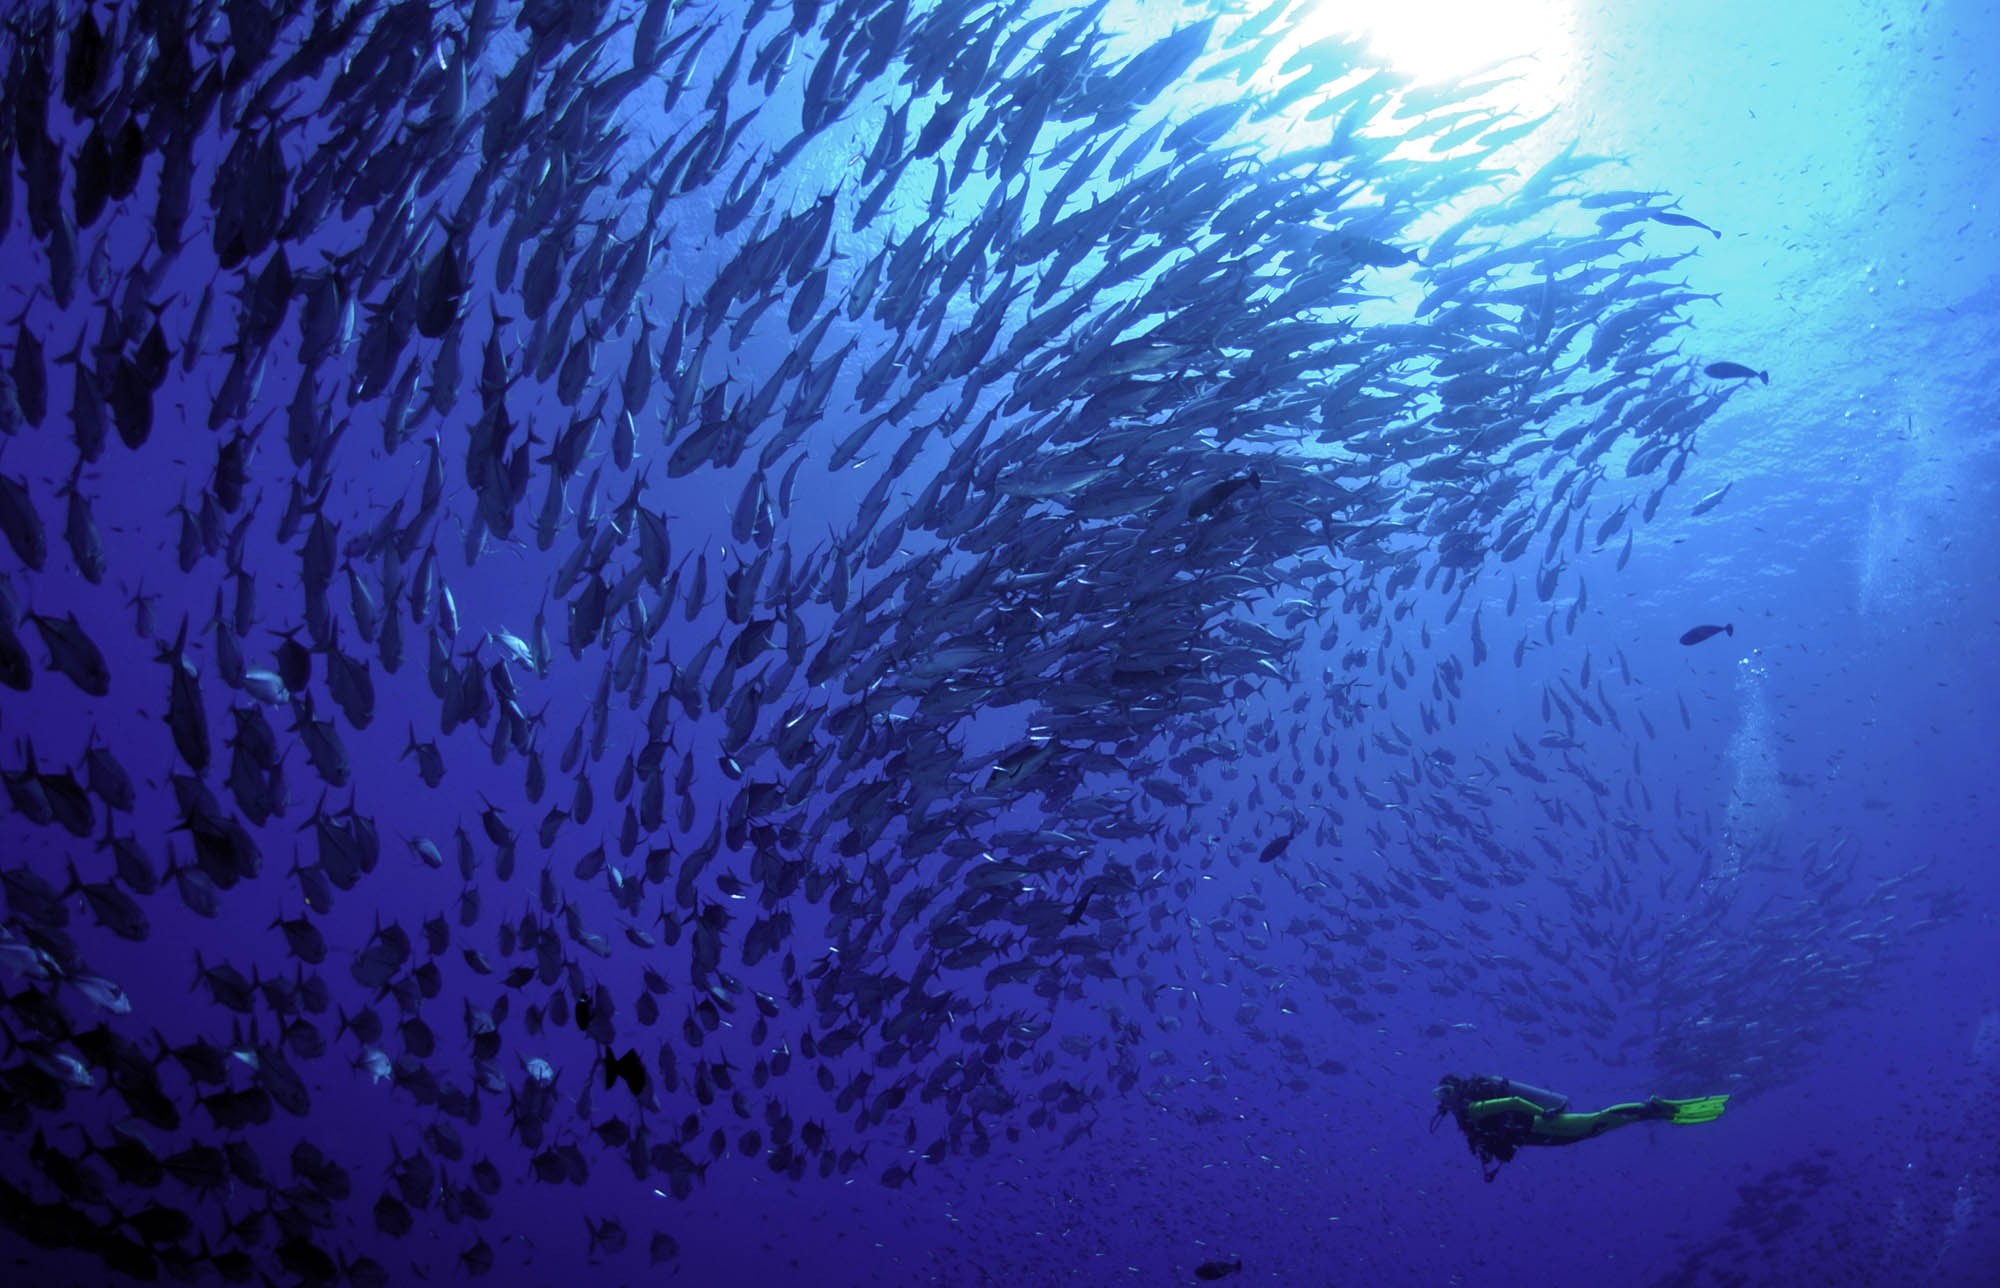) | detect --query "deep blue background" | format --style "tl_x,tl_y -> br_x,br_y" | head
2,1 -> 1997,1285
